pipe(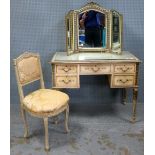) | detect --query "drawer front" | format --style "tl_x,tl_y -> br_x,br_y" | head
114,64 -> 135,73
56,65 -> 77,74
80,64 -> 111,74
55,76 -> 78,88
113,75 -> 135,87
